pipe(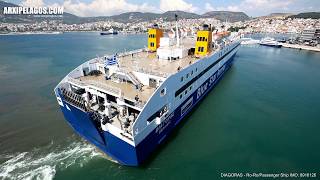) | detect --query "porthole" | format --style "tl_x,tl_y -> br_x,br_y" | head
160,88 -> 166,97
